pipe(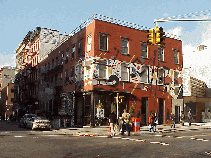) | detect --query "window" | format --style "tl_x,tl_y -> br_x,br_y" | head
173,49 -> 179,64
99,33 -> 108,51
55,74 -> 58,85
52,59 -> 54,68
158,47 -> 164,61
158,69 -> 165,84
121,63 -> 129,81
121,38 -> 129,55
11,98 -> 14,103
71,45 -> 75,59
99,60 -> 107,79
11,89 -> 14,93
87,34 -> 92,52
66,48 -> 69,57
51,76 -> 54,83
70,67 -> 74,77
140,66 -> 148,83
45,64 -> 47,71
77,65 -> 82,81
141,43 -> 148,58
65,69 -> 68,82
56,57 -> 58,66
78,40 -> 82,56
174,71 -> 179,86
